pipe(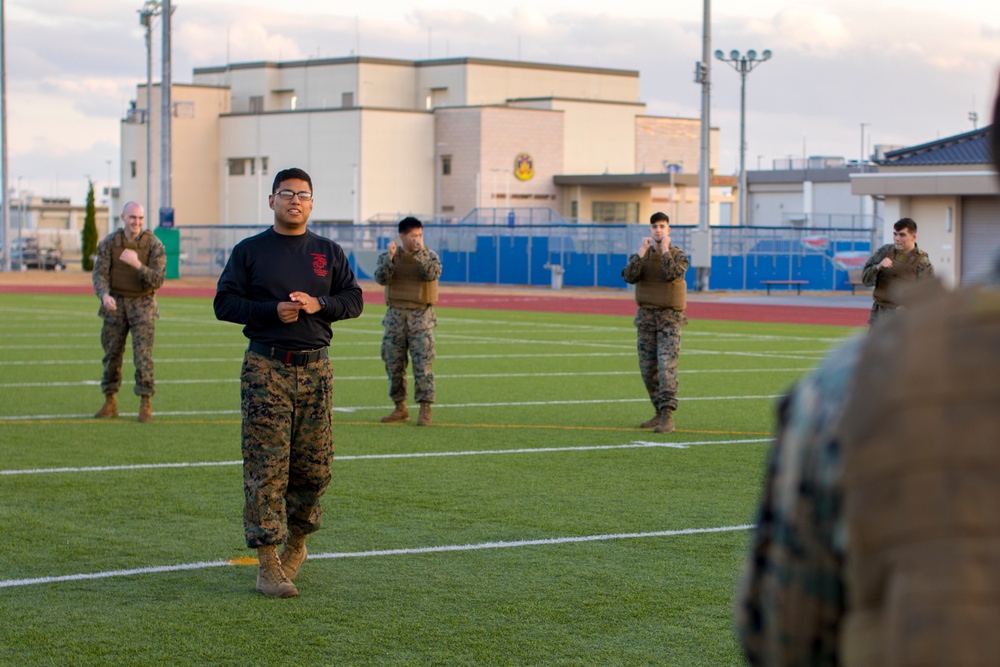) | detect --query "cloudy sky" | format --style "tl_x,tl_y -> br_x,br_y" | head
3,0 -> 999,207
